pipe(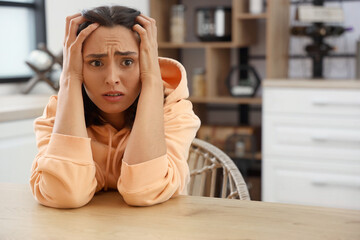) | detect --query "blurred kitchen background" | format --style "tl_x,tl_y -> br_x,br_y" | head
0,0 -> 359,210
